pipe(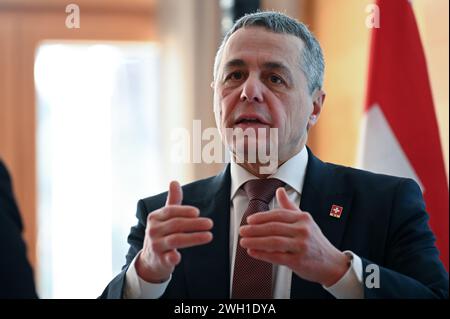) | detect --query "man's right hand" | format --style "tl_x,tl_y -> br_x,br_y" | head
135,181 -> 213,283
